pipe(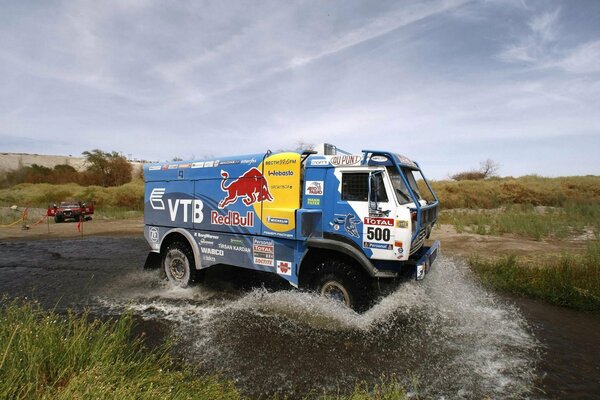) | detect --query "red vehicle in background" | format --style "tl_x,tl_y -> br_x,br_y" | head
47,201 -> 94,223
